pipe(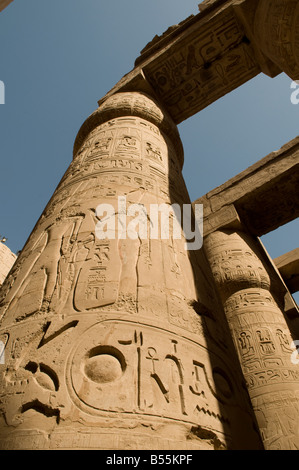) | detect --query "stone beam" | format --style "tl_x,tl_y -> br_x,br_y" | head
194,137 -> 299,320
99,0 -> 281,124
194,136 -> 299,237
275,248 -> 299,294
98,0 -> 299,123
